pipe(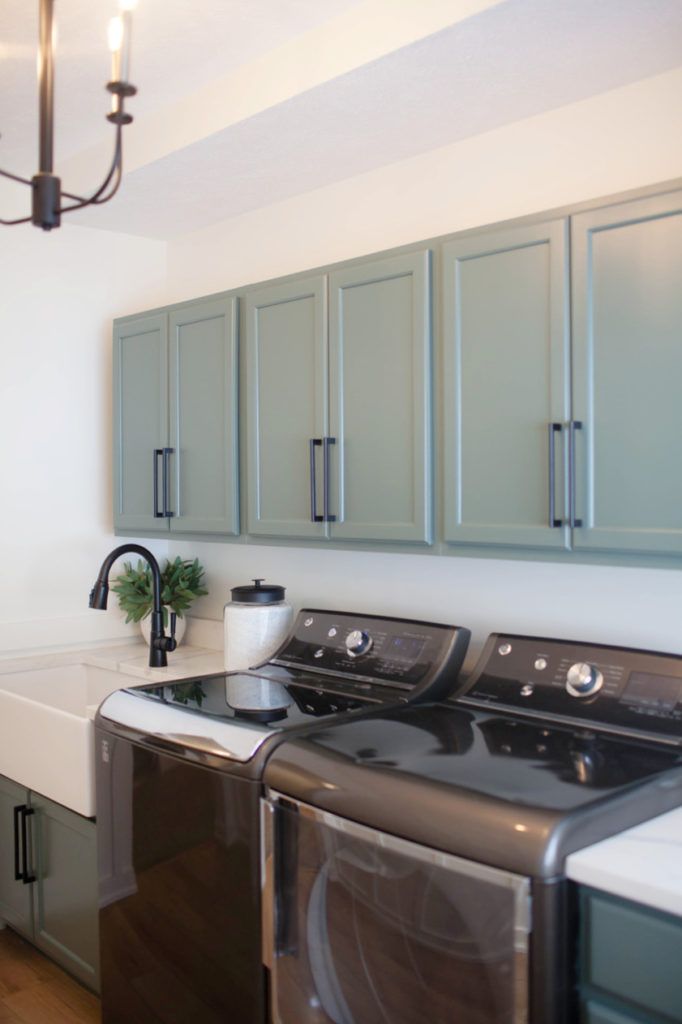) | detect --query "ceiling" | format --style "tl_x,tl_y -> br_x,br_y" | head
1,0 -> 681,239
